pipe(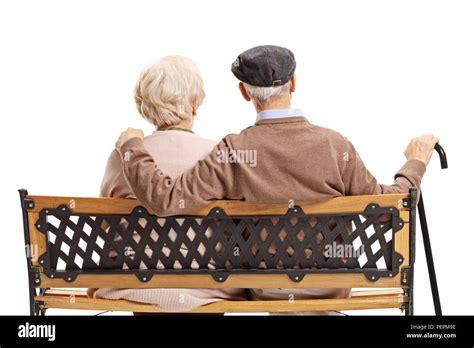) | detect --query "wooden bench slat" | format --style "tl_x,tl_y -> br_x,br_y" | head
37,290 -> 407,313
27,193 -> 410,216
39,273 -> 403,289
42,288 -> 403,298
